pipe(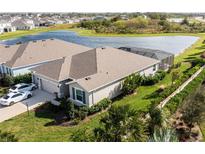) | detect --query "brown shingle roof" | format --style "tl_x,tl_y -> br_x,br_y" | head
32,47 -> 160,91
0,39 -> 91,68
